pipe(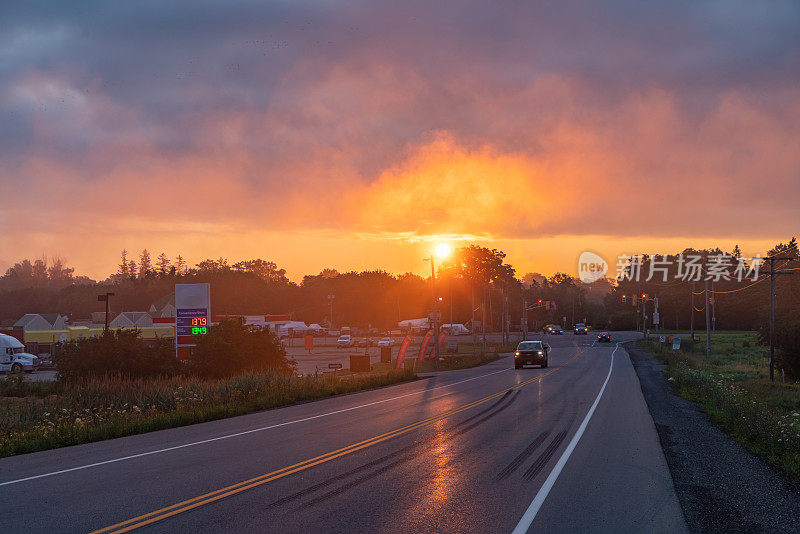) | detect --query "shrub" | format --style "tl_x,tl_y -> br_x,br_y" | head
759,320 -> 800,379
54,329 -> 180,381
187,319 -> 294,378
